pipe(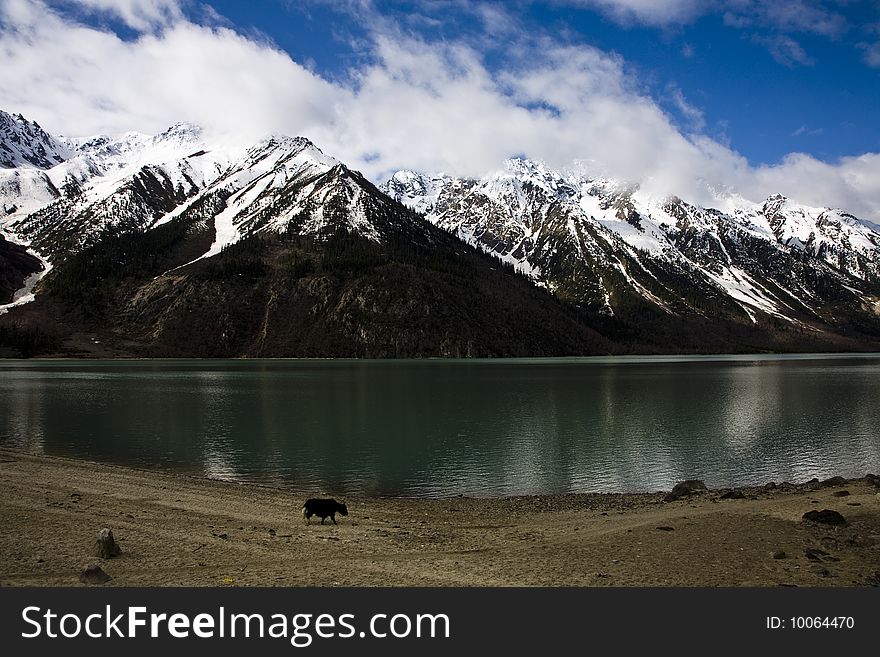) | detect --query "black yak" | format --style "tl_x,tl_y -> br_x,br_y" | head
302,498 -> 348,525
